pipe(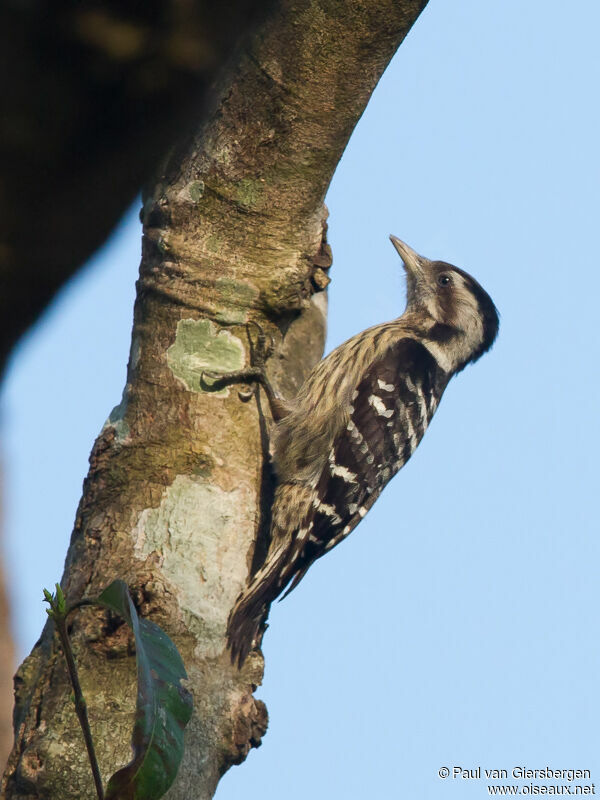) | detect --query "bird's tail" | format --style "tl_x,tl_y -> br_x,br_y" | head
226,541 -> 292,667
227,482 -> 315,667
